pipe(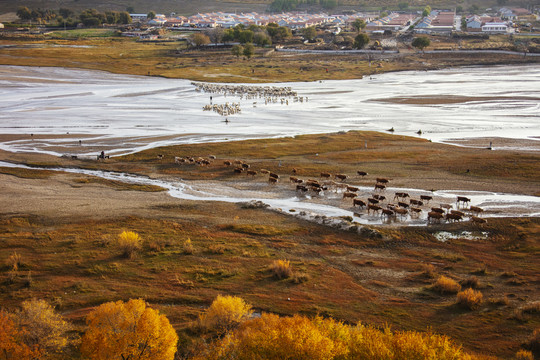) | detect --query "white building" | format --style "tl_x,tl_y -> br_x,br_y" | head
482,22 -> 508,33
